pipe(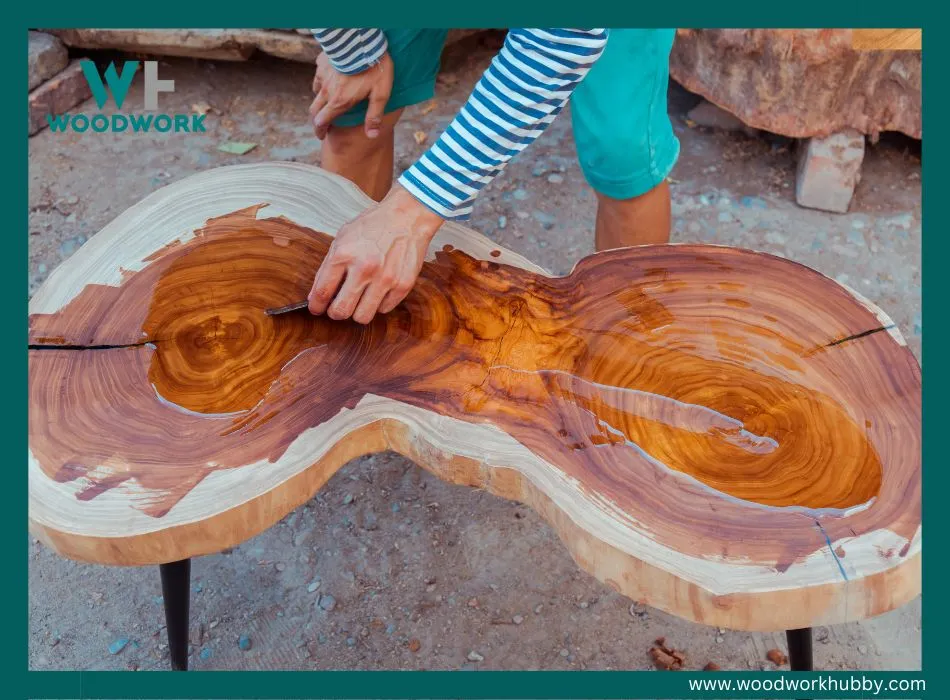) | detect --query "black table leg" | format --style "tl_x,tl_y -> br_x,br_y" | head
160,559 -> 191,671
786,627 -> 814,671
